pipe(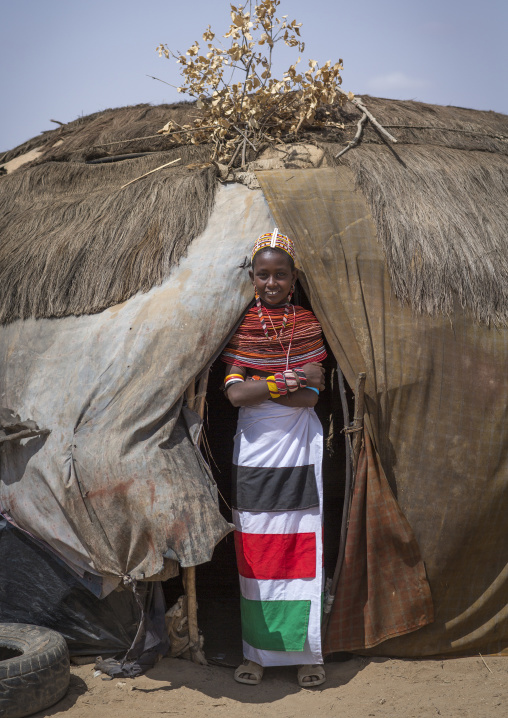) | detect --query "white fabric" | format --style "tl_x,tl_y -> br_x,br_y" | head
233,401 -> 323,471
233,506 -> 321,534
